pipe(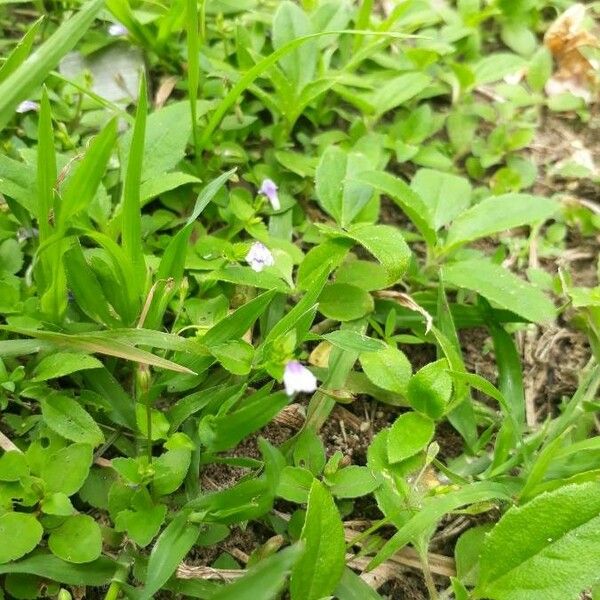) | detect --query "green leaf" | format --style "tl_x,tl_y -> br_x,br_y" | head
352,170 -> 436,247
0,554 -> 115,586
0,513 -> 43,564
360,344 -> 412,395
318,283 -> 374,321
443,260 -> 556,323
277,466 -> 314,503
0,0 -> 104,131
407,359 -> 452,419
343,224 -> 411,285
290,480 -> 345,600
48,514 -> 102,564
0,17 -> 43,83
41,392 -> 104,446
473,53 -> 526,84
210,545 -> 302,600
0,451 -> 29,482
315,147 -> 373,227
209,340 -> 254,375
369,481 -> 512,569
322,330 -> 385,353
335,568 -> 384,600
410,168 -> 472,230
387,412 -> 434,463
57,119 -> 117,228
199,391 -> 290,453
114,490 -> 167,547
121,74 -> 147,296
445,194 -> 559,251
32,352 -> 102,382
41,492 -> 75,516
41,443 -> 93,496
120,100 -> 192,182
272,1 -> 316,90
152,449 -> 192,496
326,465 -> 379,499
370,73 -> 431,119
141,511 -> 200,600
476,483 -> 600,600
